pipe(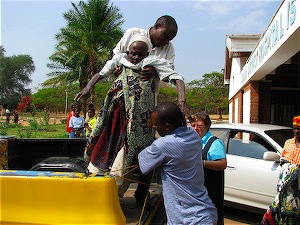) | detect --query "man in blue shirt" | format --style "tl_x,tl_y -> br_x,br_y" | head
138,102 -> 217,225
